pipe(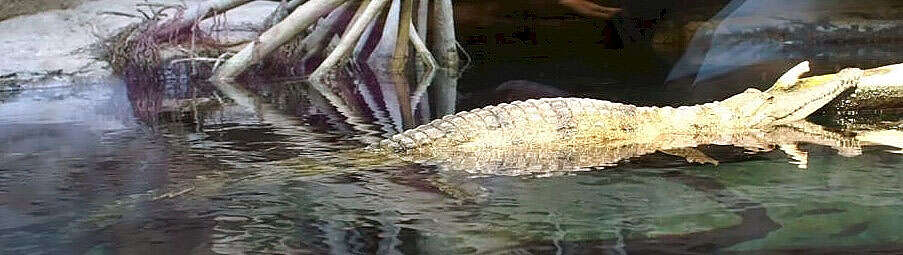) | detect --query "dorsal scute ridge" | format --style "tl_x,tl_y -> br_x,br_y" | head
383,98 -> 668,151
